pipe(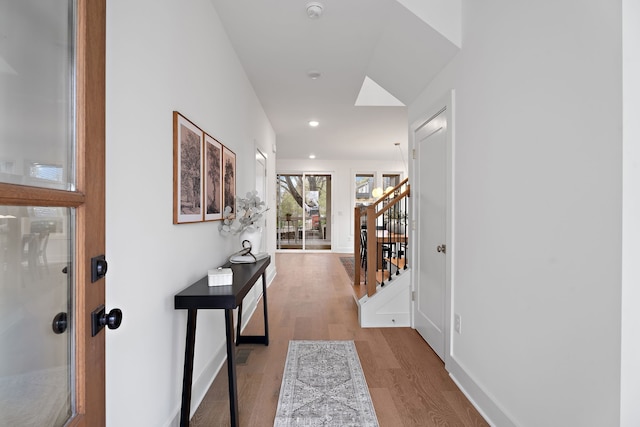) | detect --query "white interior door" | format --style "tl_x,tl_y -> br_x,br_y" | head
414,109 -> 448,361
